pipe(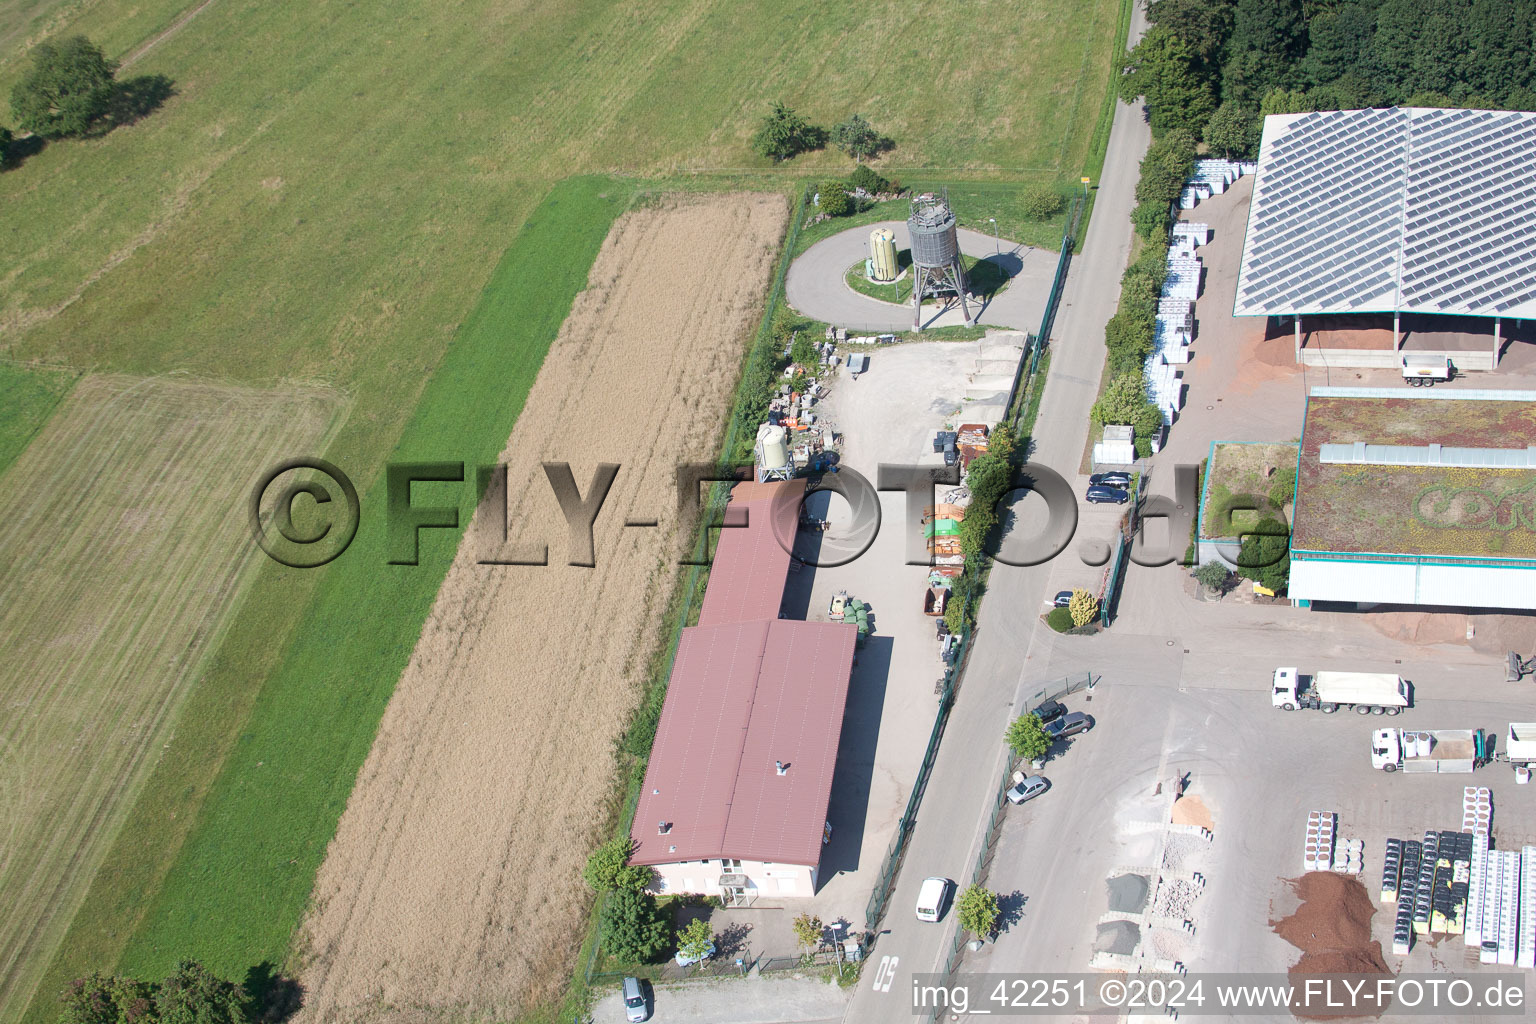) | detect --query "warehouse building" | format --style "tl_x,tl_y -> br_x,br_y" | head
629,480 -> 856,902
1235,107 -> 1536,369
1289,387 -> 1536,610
